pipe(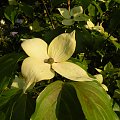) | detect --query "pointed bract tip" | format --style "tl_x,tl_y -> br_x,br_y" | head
70,30 -> 75,37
